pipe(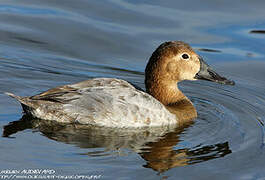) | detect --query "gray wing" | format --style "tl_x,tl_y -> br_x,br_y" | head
7,78 -> 177,127
29,78 -> 137,103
